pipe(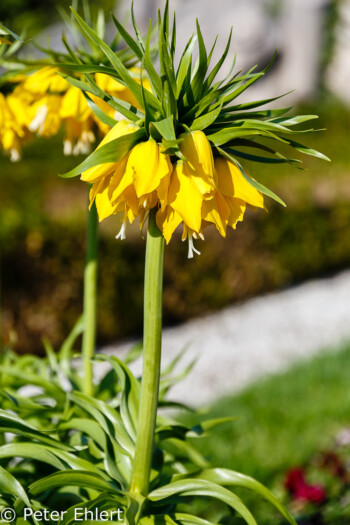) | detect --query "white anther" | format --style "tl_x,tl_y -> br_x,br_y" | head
188,233 -> 201,259
10,148 -> 21,162
29,105 -> 48,135
115,220 -> 127,240
63,140 -> 73,156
